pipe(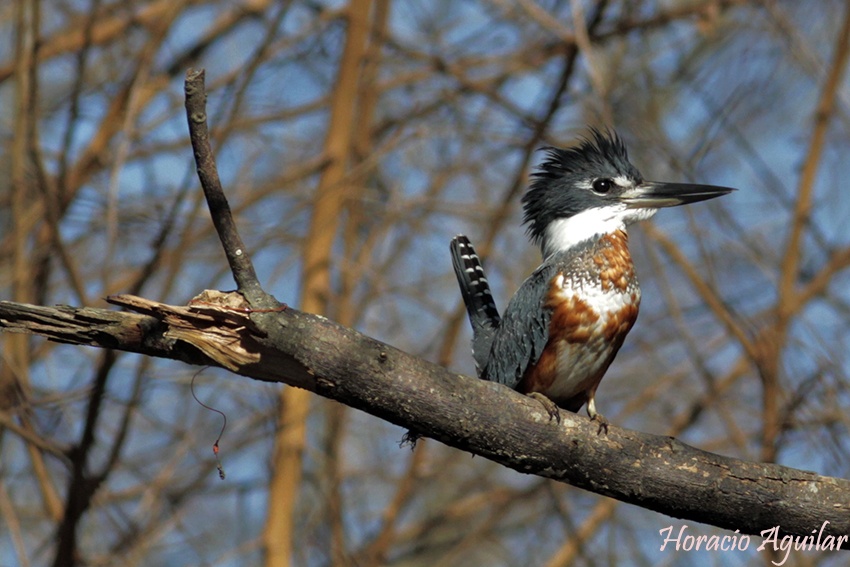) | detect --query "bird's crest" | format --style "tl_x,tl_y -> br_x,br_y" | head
523,128 -> 641,246
533,128 -> 632,183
